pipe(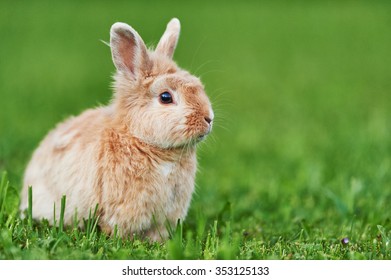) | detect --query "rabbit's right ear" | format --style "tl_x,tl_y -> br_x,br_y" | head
110,23 -> 149,78
156,18 -> 180,58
